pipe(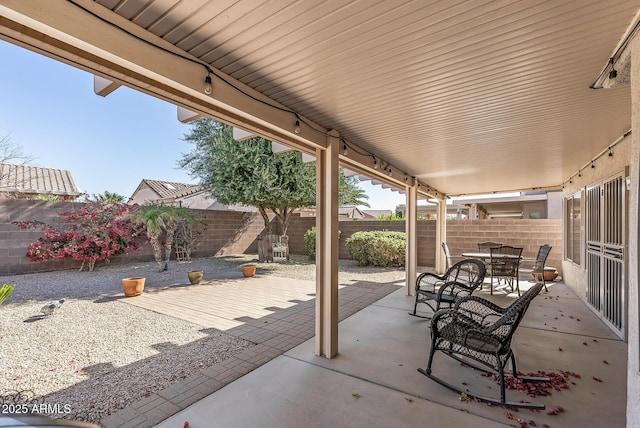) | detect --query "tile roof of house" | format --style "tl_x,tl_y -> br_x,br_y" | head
141,179 -> 204,199
0,163 -> 81,196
